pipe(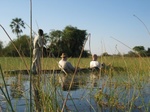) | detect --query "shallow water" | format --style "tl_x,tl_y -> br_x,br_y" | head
0,73 -> 149,112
